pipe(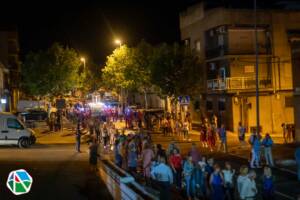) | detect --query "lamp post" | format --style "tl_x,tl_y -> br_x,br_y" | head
254,0 -> 260,135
